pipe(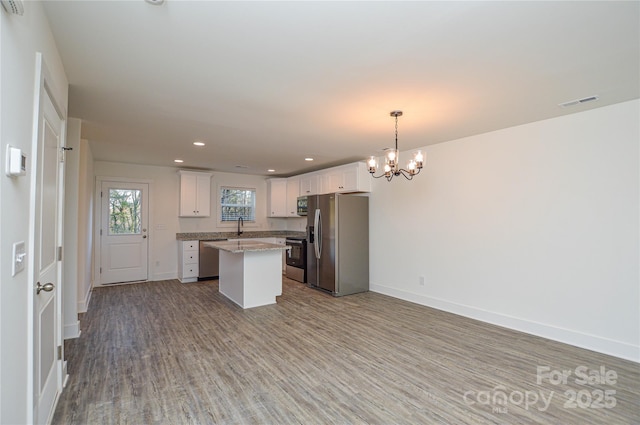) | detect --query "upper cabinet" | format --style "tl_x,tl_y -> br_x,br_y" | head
178,170 -> 212,217
267,177 -> 301,217
286,177 -> 300,217
267,178 -> 288,217
319,162 -> 371,194
267,162 -> 370,218
299,174 -> 319,196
